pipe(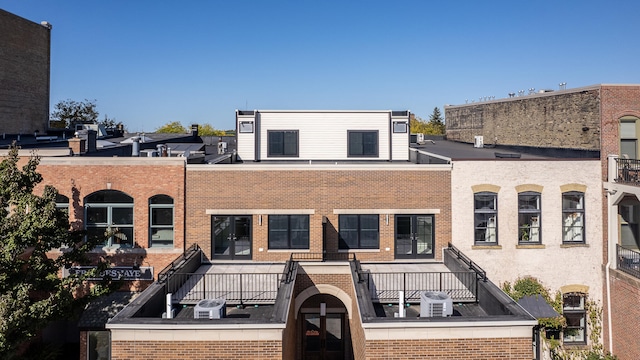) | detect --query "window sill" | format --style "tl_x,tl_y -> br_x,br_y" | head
516,244 -> 545,249
267,249 -> 310,252
472,244 -> 502,250
338,249 -> 381,253
560,243 -> 589,248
